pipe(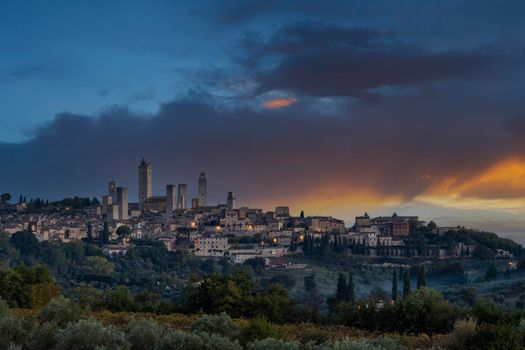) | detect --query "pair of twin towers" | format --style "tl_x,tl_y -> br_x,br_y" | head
138,159 -> 207,211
